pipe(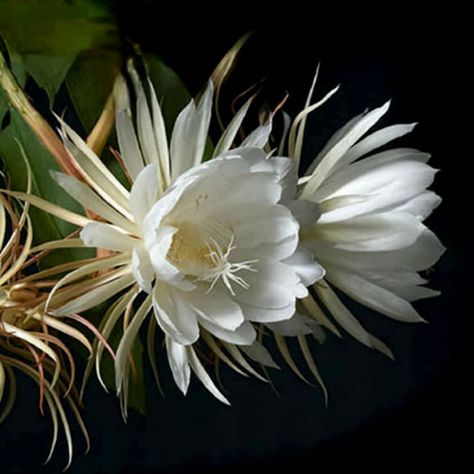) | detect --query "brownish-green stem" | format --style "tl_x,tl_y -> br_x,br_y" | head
0,50 -> 80,178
